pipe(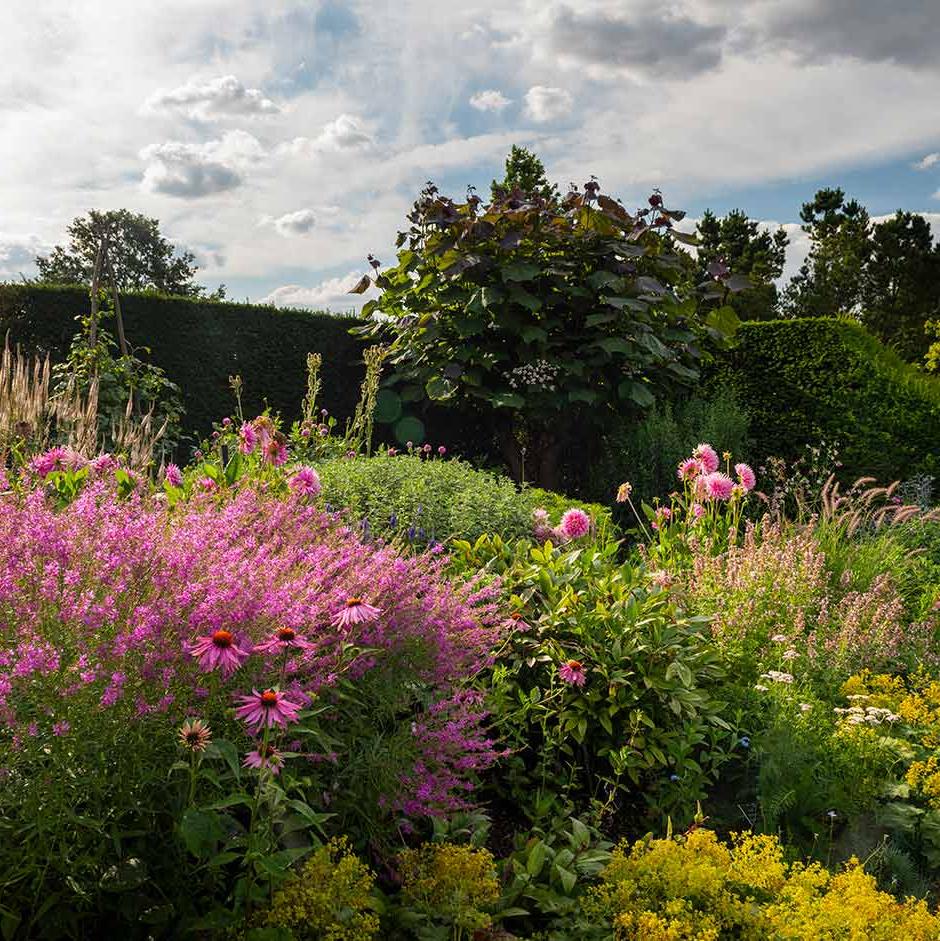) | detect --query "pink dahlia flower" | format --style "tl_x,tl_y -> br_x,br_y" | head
559,508 -> 592,540
187,629 -> 251,676
559,659 -> 588,687
263,439 -> 289,466
691,502 -> 706,519
90,453 -> 118,476
243,744 -> 285,775
693,444 -> 720,474
677,458 -> 703,482
238,422 -> 257,454
701,471 -> 735,501
235,688 -> 303,732
164,463 -> 183,488
254,626 -> 315,655
289,466 -> 321,497
332,598 -> 382,628
735,462 -> 756,492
